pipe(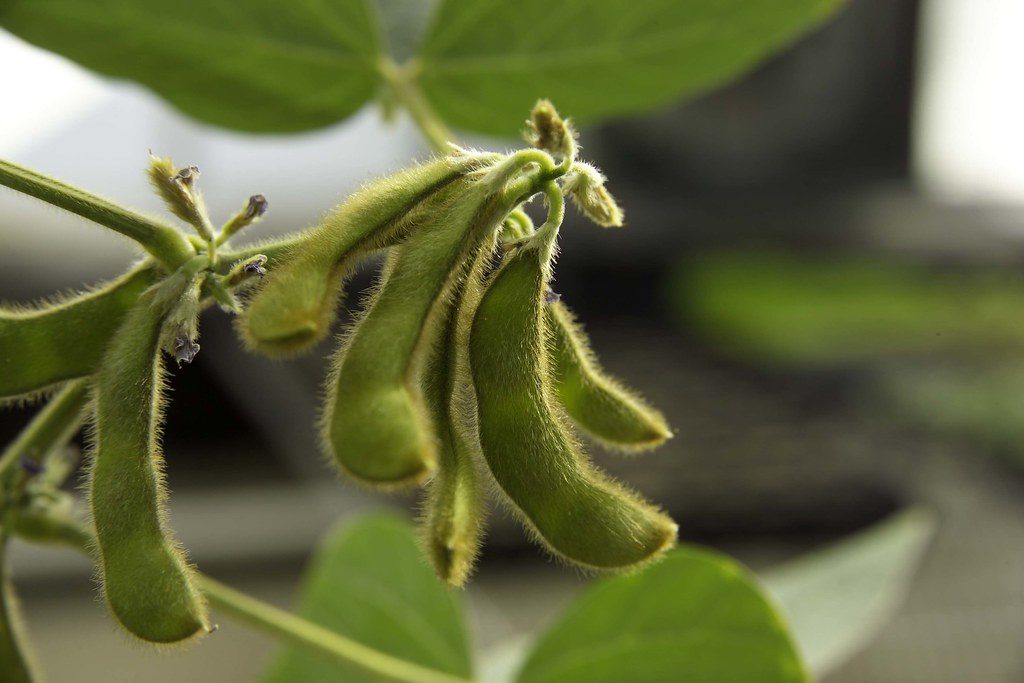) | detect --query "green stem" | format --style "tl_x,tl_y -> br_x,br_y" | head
533,181 -> 566,245
200,576 -> 472,683
0,158 -> 195,270
379,59 -> 455,153
14,513 -> 472,683
0,509 -> 37,683
0,380 -> 90,488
